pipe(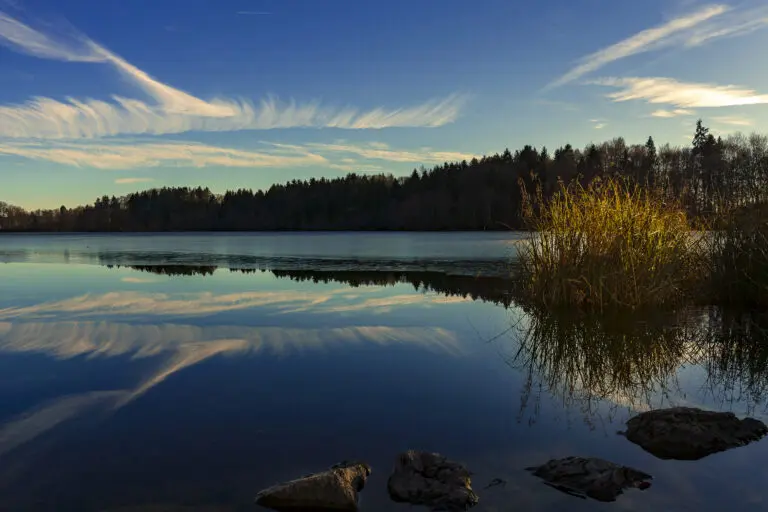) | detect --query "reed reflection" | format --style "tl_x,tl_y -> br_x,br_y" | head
502,306 -> 768,424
